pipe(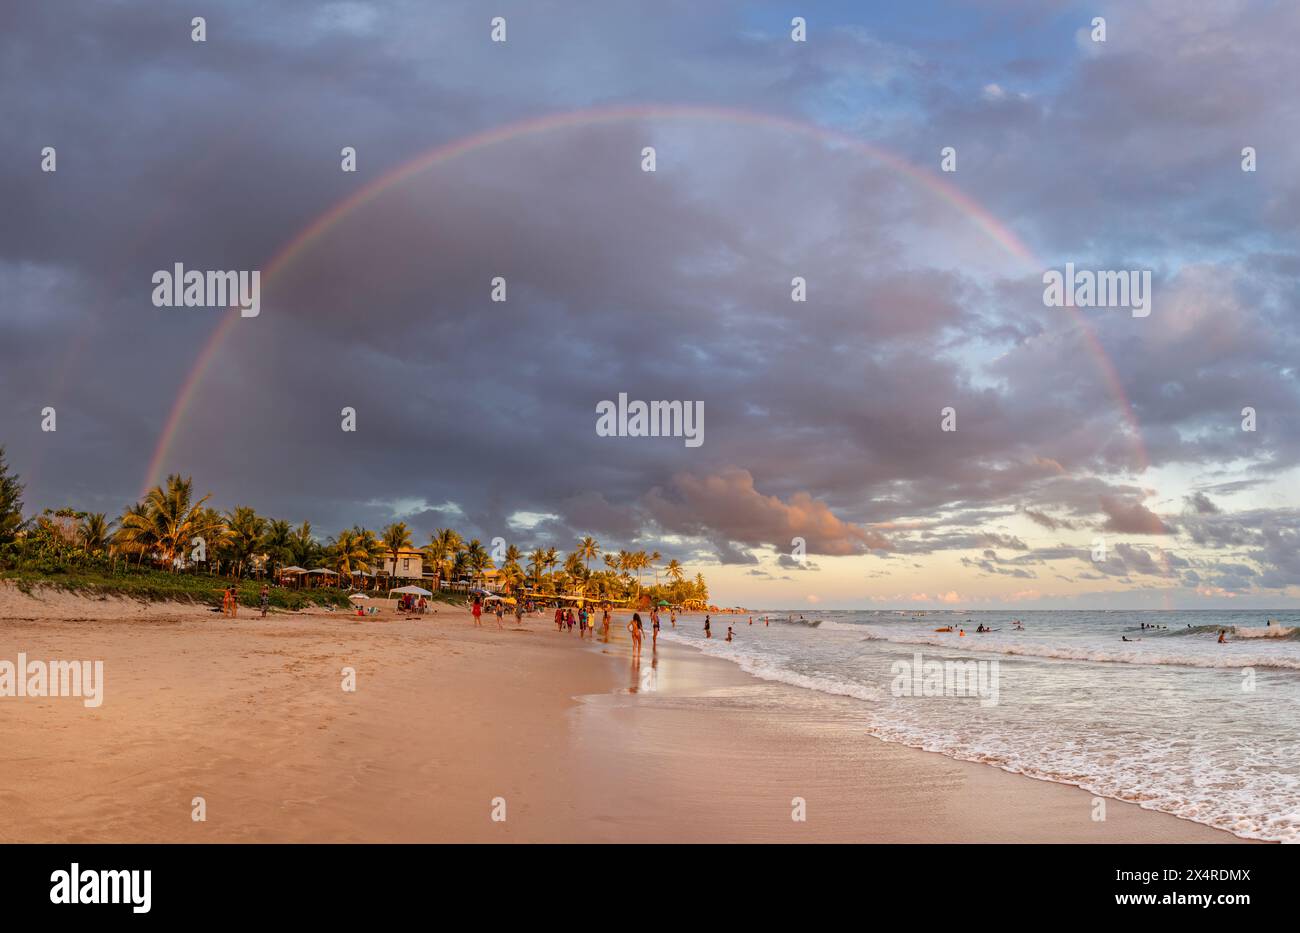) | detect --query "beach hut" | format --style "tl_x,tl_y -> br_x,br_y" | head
349,569 -> 378,592
305,568 -> 339,589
